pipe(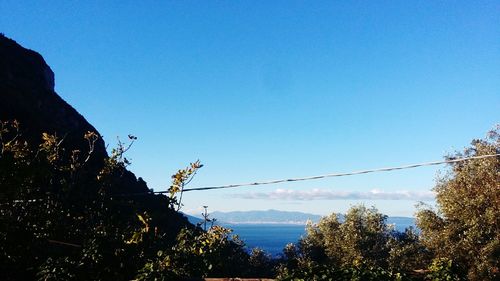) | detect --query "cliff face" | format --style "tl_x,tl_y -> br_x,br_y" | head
0,34 -> 107,160
0,35 -> 194,280
0,34 -> 149,194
